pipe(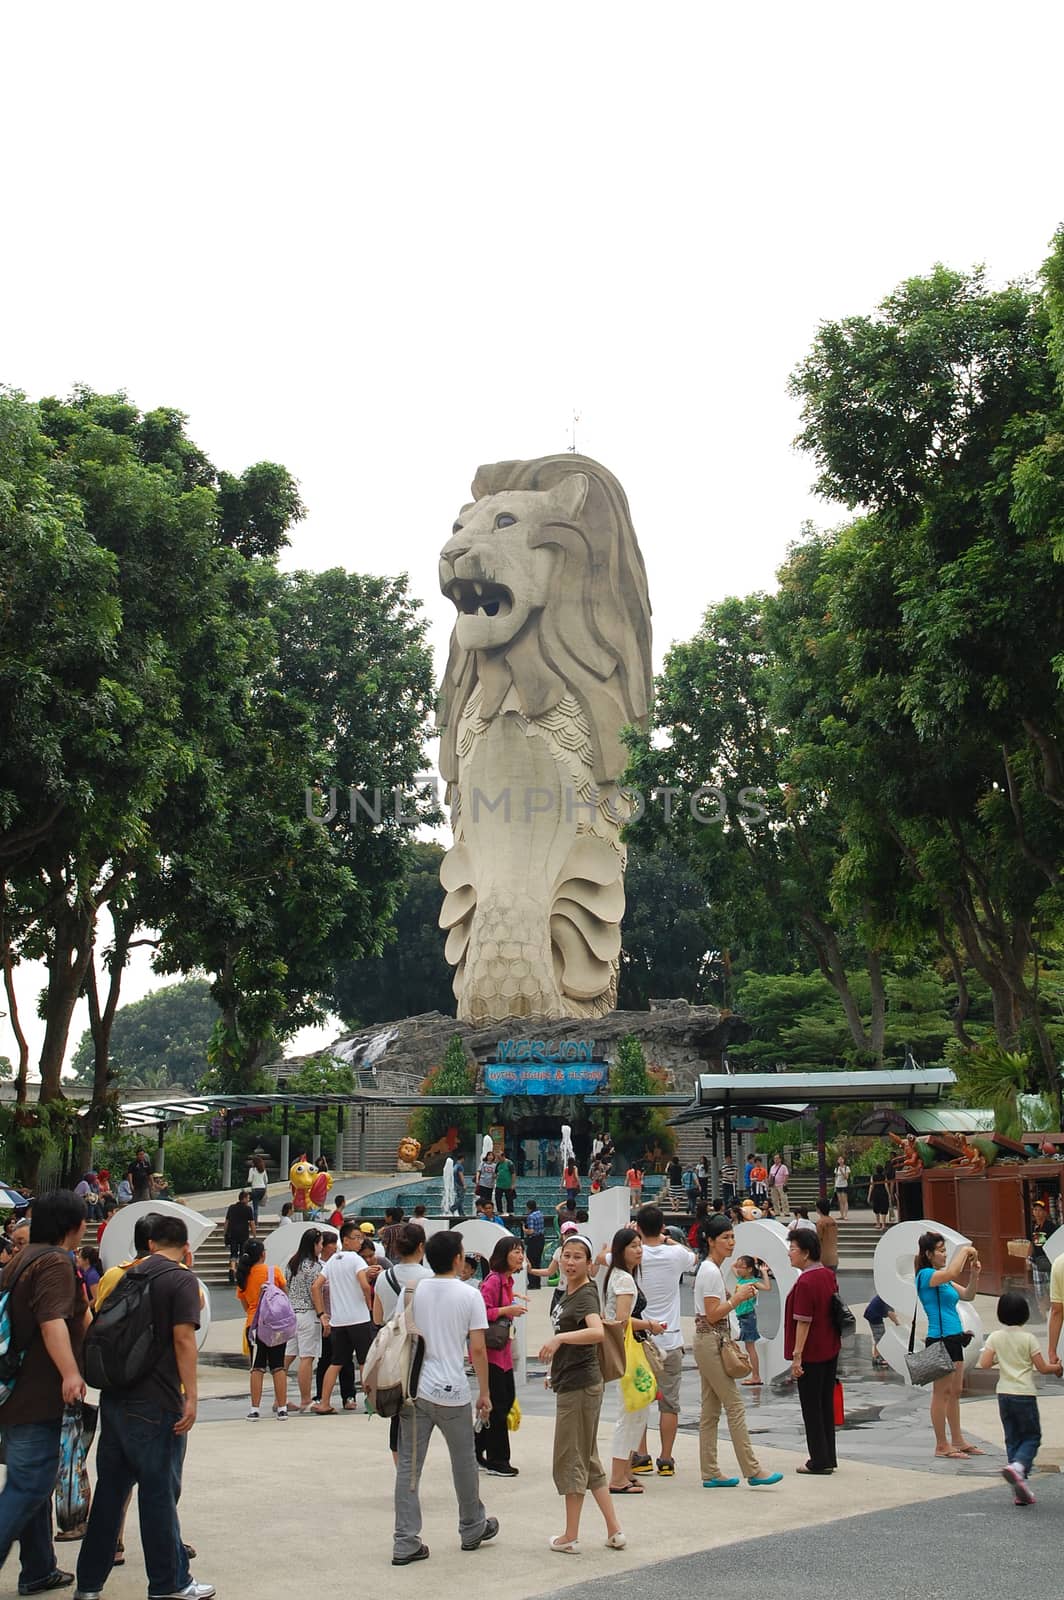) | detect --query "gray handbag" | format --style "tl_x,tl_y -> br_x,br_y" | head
904,1284 -> 955,1385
